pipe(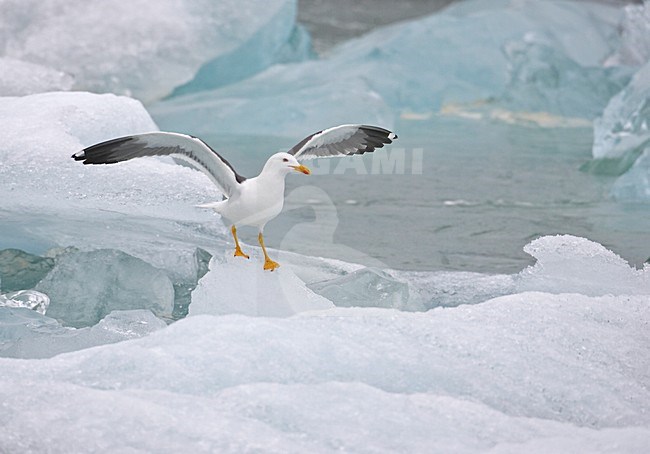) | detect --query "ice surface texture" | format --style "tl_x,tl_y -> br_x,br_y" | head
517,235 -> 650,295
592,61 -> 650,201
0,0 -> 303,102
308,267 -> 411,310
36,249 -> 174,327
593,62 -> 650,161
0,294 -> 648,452
150,0 -> 623,136
190,253 -> 333,317
0,308 -> 167,359
0,290 -> 49,314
